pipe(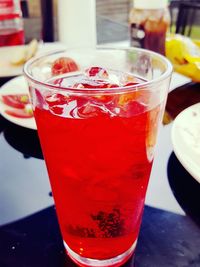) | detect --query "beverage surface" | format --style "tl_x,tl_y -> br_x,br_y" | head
44,64 -> 149,119
33,63 -> 161,259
